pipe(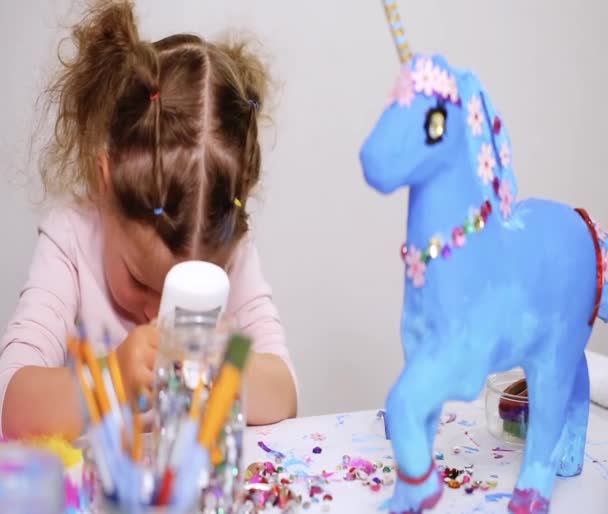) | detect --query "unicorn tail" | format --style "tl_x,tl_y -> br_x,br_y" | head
576,209 -> 608,324
592,216 -> 608,322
